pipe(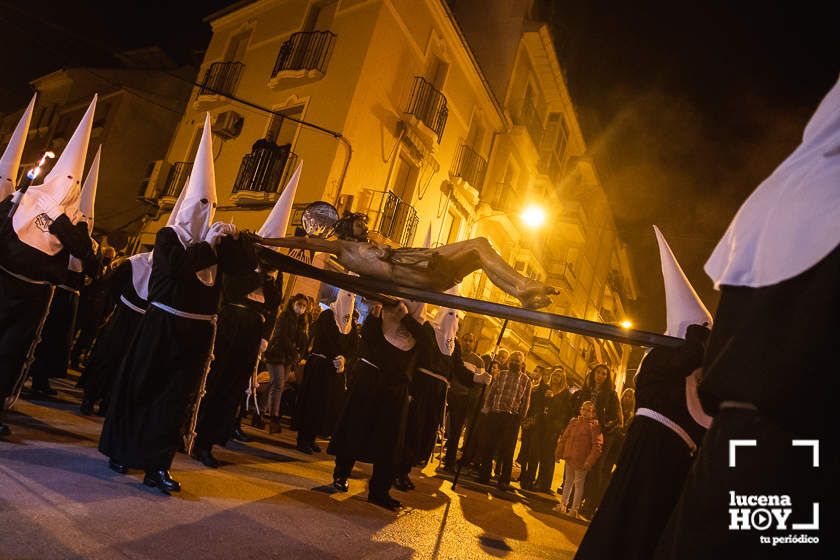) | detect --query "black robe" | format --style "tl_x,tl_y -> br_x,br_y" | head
0,195 -> 96,403
292,309 -> 358,439
82,260 -> 146,406
195,271 -> 281,448
98,228 -> 254,470
28,270 -> 82,383
328,314 -> 415,464
399,319 -> 463,468
654,245 -> 840,560
576,338 -> 706,560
